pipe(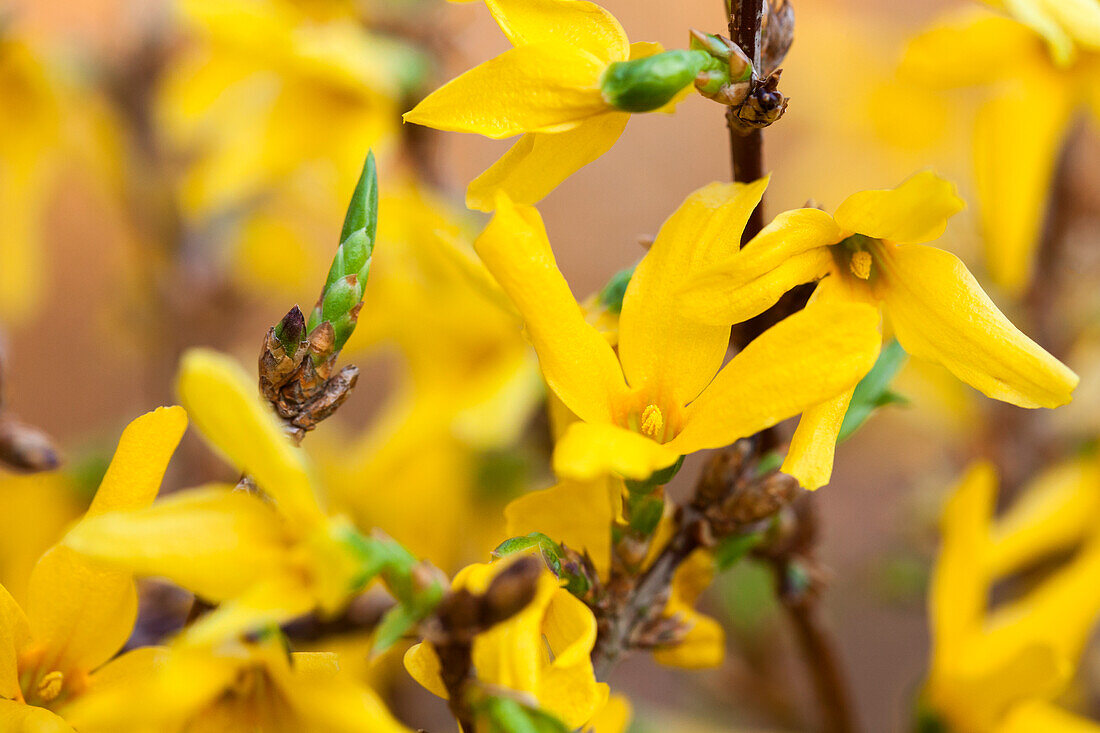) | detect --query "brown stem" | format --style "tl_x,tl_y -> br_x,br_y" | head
727,0 -> 767,243
778,587 -> 858,733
